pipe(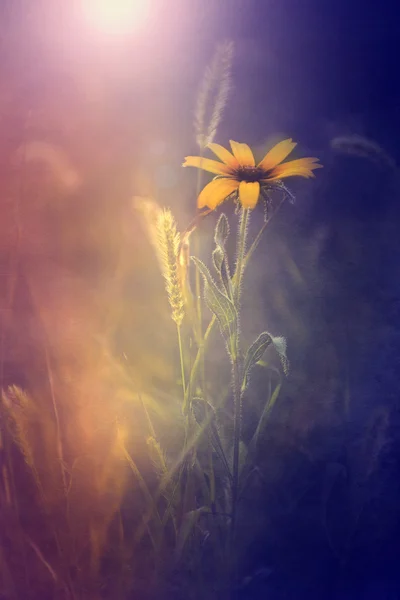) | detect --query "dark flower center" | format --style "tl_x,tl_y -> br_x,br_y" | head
236,166 -> 265,183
